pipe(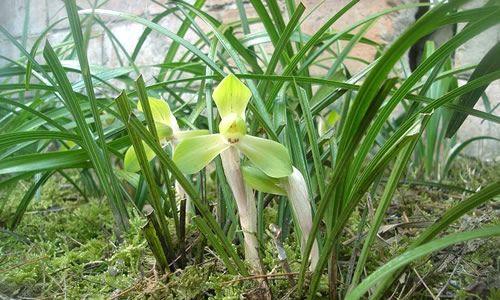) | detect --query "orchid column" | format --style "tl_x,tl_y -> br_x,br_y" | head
173,74 -> 292,273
